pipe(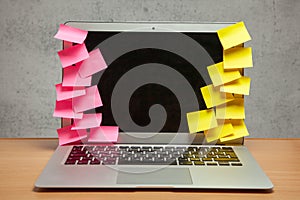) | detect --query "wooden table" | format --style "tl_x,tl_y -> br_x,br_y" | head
0,138 -> 299,200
